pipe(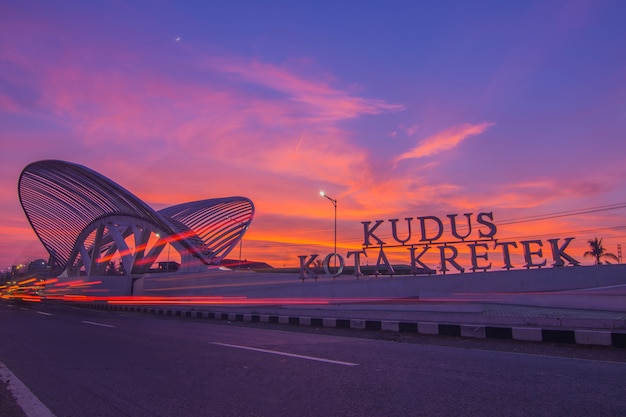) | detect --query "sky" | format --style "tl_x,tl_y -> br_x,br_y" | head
1,0 -> 625,271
